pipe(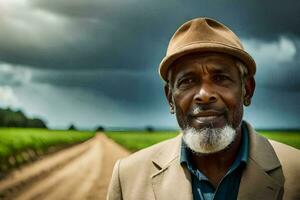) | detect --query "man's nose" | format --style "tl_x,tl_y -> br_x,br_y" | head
193,84 -> 217,104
